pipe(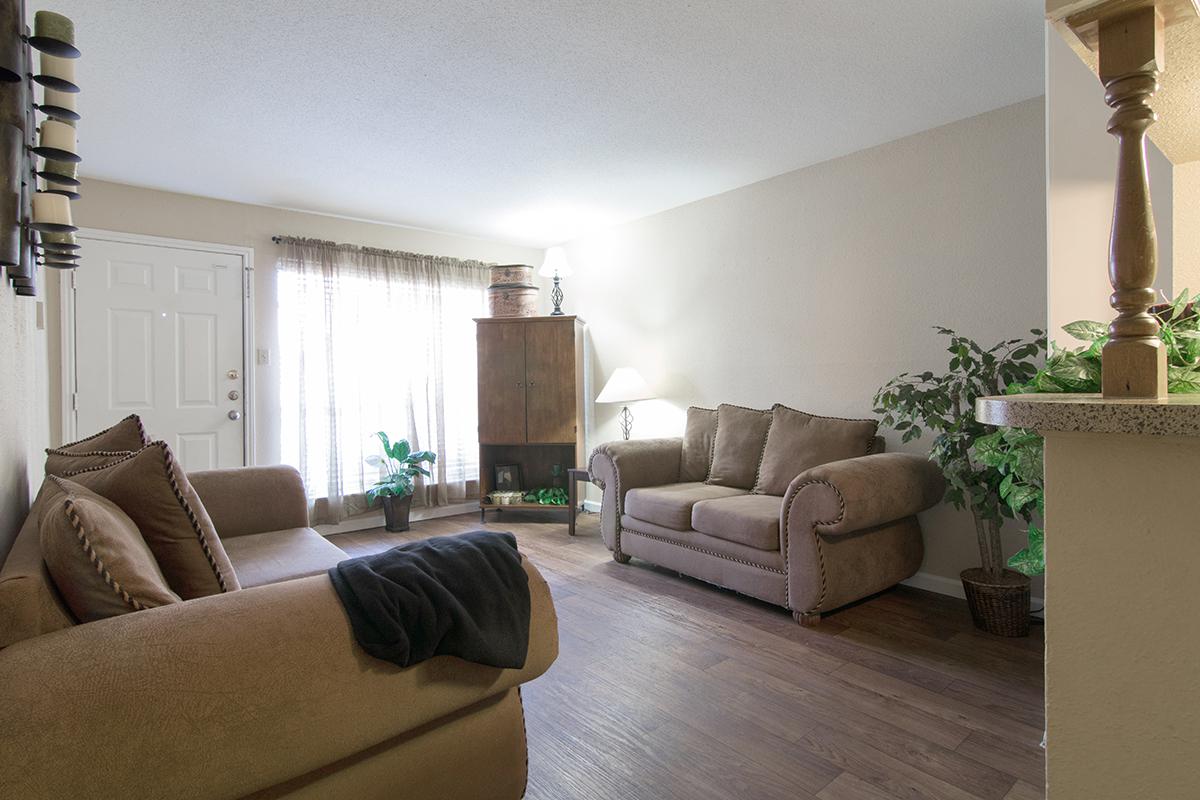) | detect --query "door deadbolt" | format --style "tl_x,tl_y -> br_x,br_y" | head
228,390 -> 240,401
